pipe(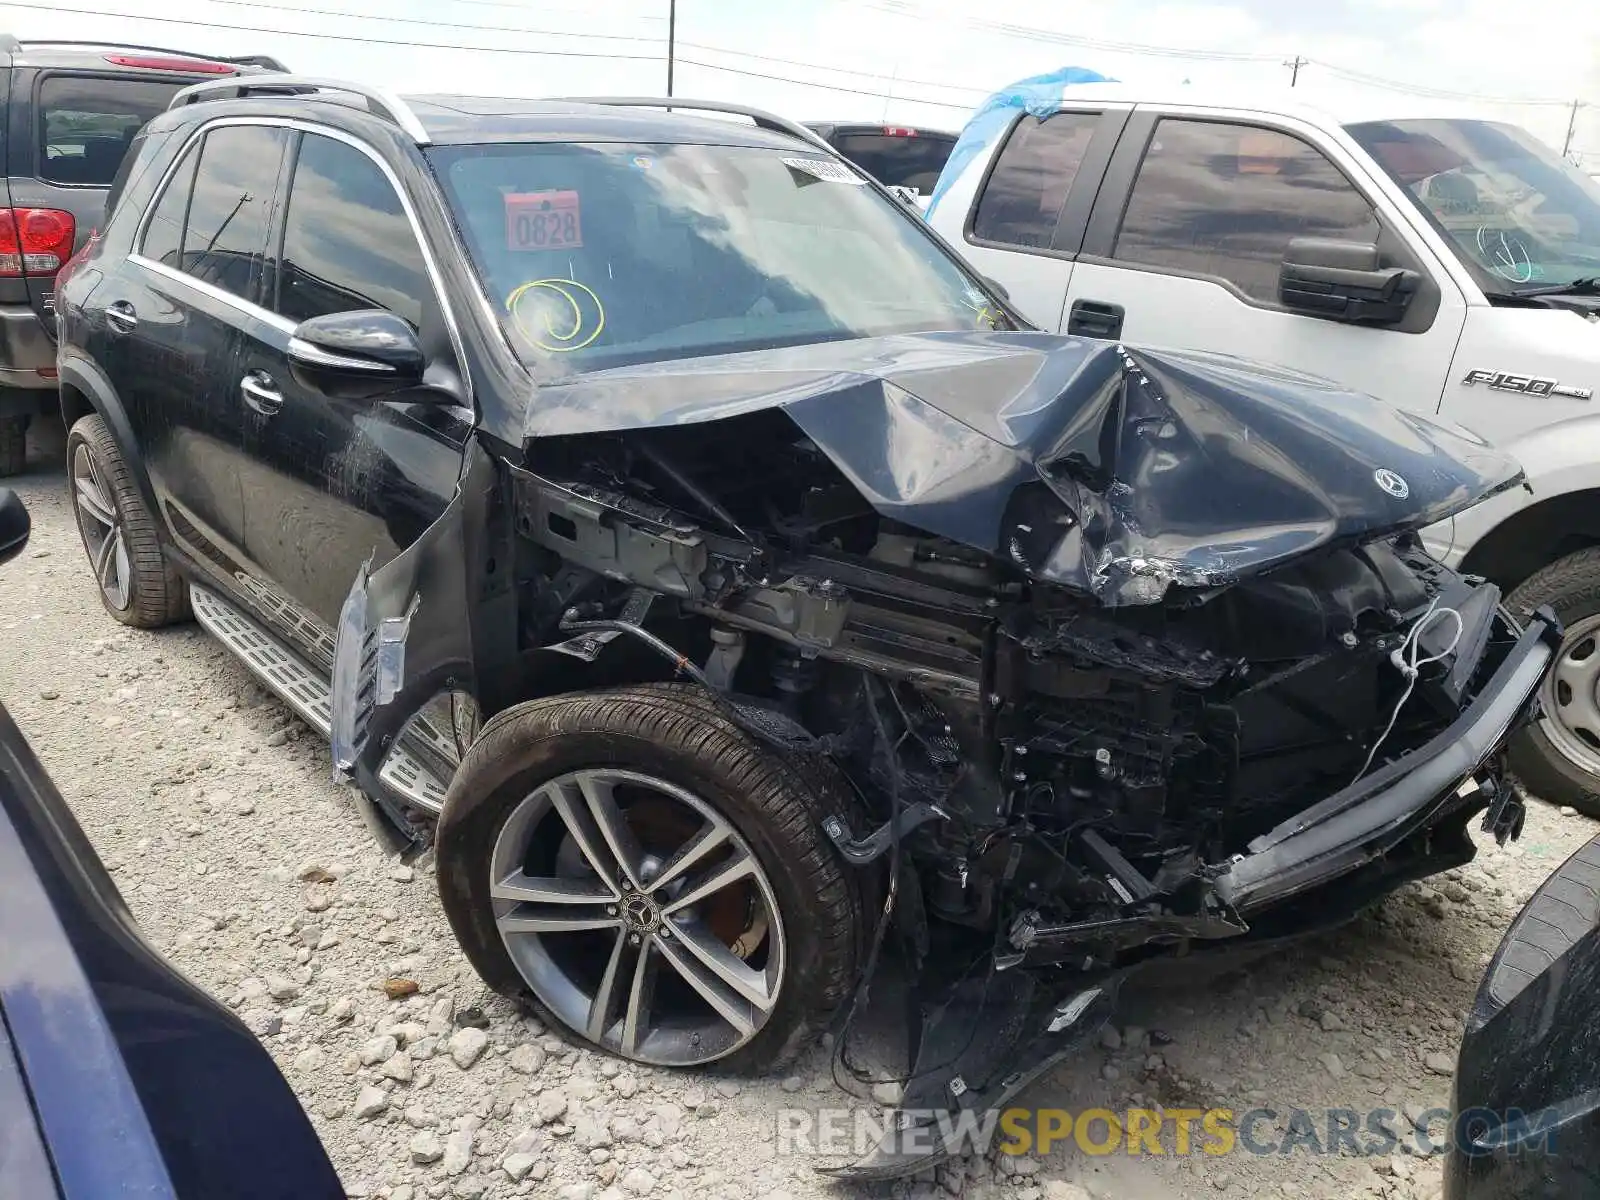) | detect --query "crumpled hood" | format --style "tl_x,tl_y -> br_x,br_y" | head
522,331 -> 1524,604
